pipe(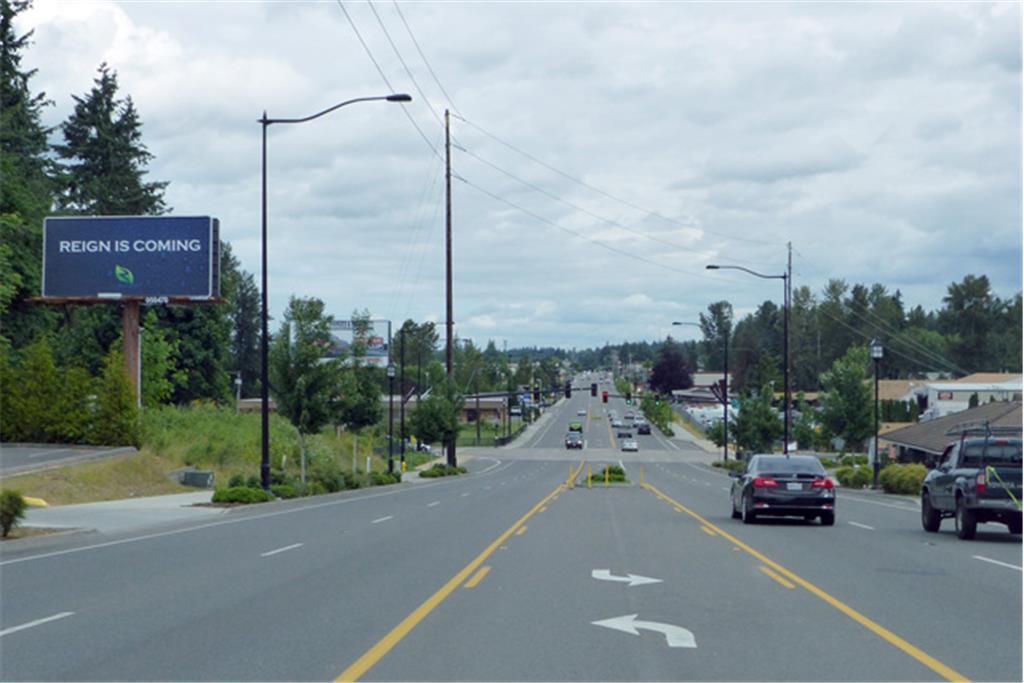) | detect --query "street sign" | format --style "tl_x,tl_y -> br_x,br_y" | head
42,215 -> 219,299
